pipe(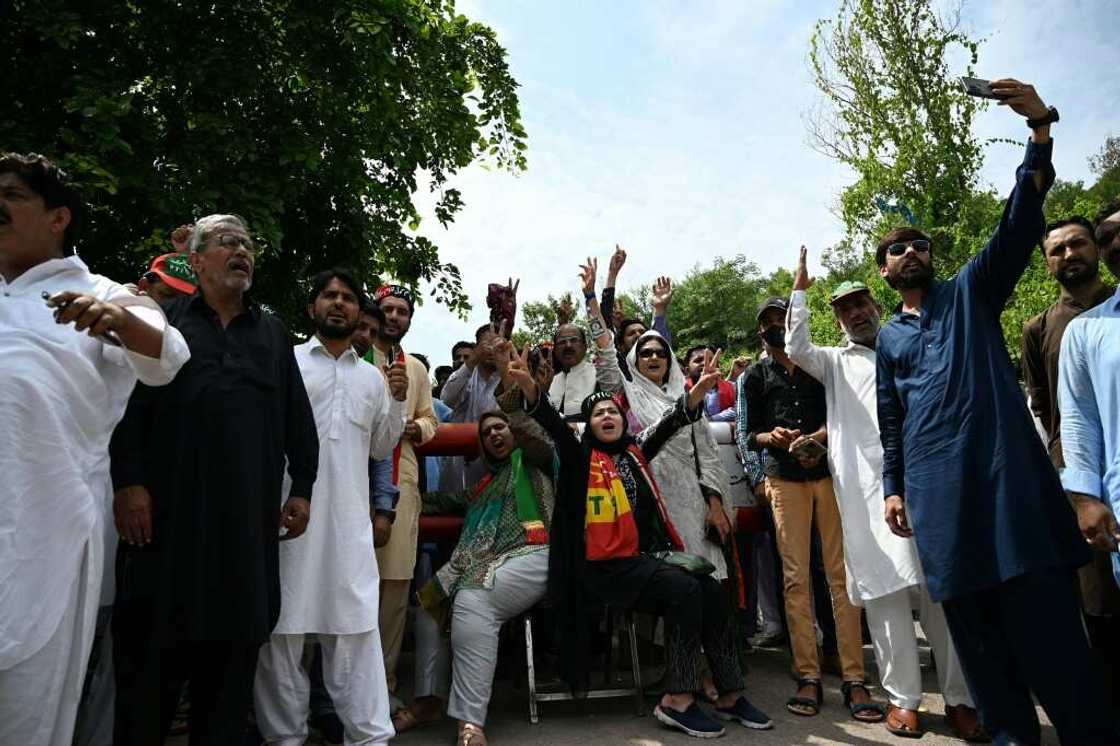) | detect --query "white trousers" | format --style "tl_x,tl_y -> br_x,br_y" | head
254,630 -> 394,745
0,537 -> 100,746
864,584 -> 974,710
447,550 -> 549,726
